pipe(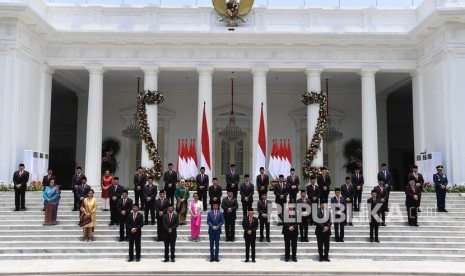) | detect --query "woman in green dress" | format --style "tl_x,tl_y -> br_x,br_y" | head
175,179 -> 190,225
